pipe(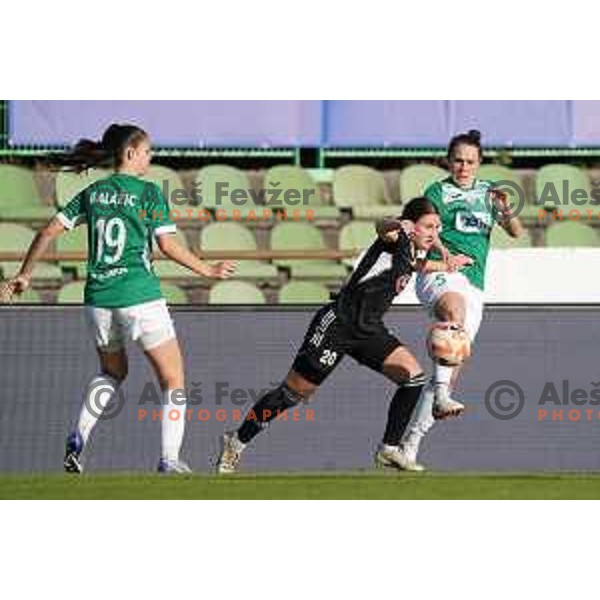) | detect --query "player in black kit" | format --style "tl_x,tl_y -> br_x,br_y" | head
216,197 -> 470,473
